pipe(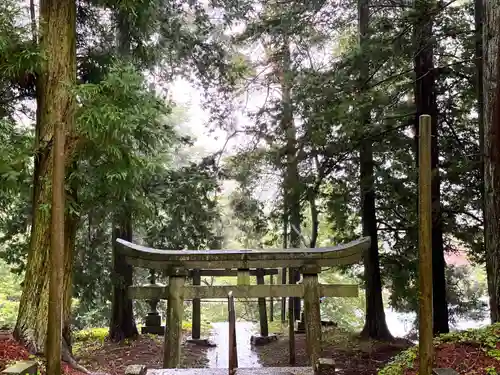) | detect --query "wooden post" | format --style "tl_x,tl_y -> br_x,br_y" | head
192,269 -> 201,340
288,269 -> 295,364
256,269 -> 269,337
418,114 -> 433,375
270,275 -> 274,322
228,291 -> 238,375
164,270 -> 186,368
237,269 -> 250,285
281,268 -> 287,322
302,266 -> 322,367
